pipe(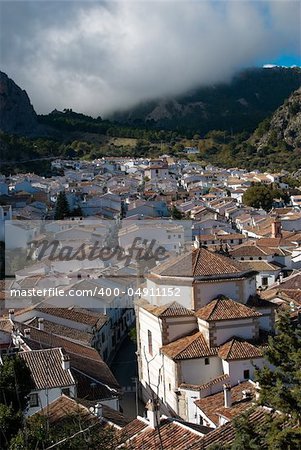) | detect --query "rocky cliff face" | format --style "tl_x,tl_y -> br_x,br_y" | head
253,87 -> 301,150
0,71 -> 38,135
111,67 -> 301,134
